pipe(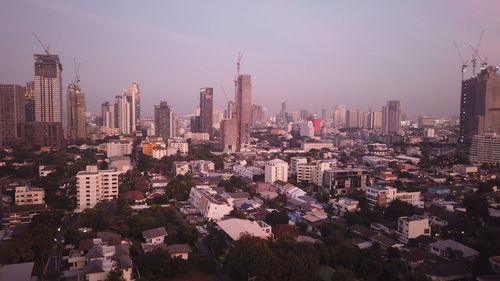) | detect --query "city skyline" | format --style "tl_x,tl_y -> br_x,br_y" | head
1,1 -> 500,118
